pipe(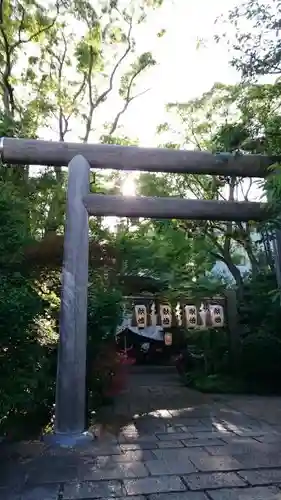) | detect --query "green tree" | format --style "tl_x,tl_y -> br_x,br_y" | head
218,0 -> 281,78
0,0 -> 167,436
0,0 -> 163,236
152,83 -> 280,291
